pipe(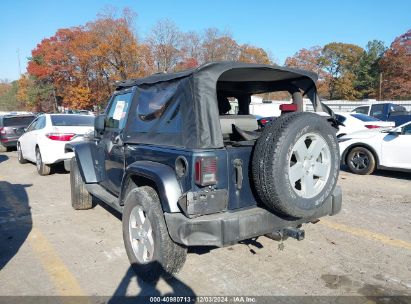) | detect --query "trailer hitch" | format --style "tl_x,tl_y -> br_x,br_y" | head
282,227 -> 305,241
266,227 -> 305,242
